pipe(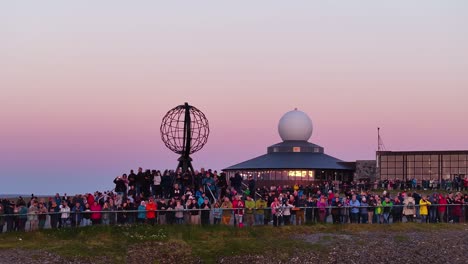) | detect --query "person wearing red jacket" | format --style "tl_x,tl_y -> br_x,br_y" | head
90,201 -> 102,225
146,198 -> 157,225
438,194 -> 447,222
